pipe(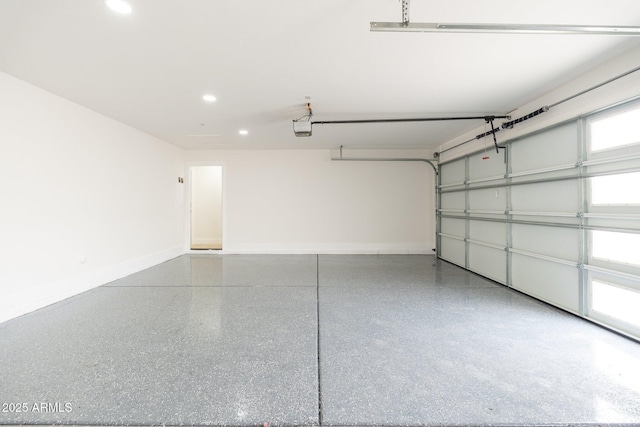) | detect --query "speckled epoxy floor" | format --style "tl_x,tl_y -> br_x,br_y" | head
1,254 -> 640,426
